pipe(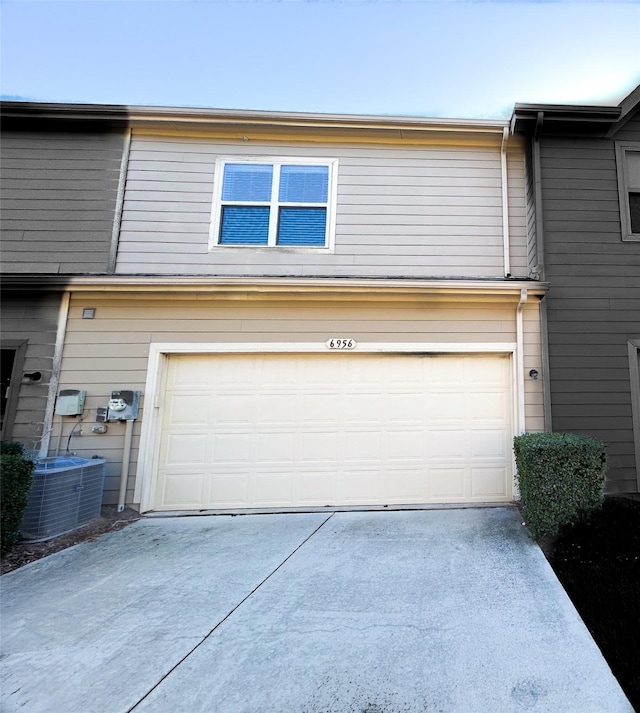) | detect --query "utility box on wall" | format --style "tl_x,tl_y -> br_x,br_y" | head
107,390 -> 141,421
54,389 -> 86,416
